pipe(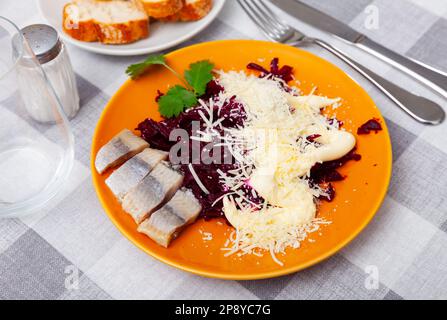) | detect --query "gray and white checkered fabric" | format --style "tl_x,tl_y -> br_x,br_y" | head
1,0 -> 447,300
